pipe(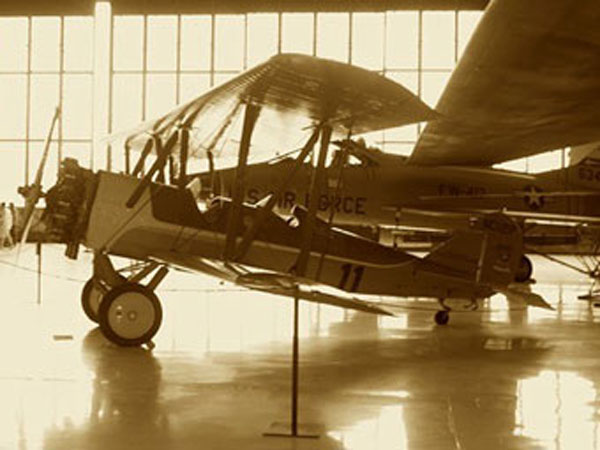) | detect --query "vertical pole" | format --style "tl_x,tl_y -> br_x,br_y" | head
58,16 -> 64,177
417,10 -> 423,137
25,16 -> 32,186
107,12 -> 115,172
36,241 -> 42,305
291,290 -> 300,435
210,14 -> 215,87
